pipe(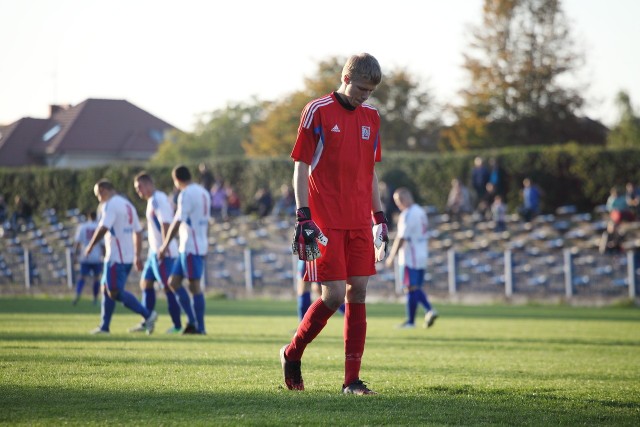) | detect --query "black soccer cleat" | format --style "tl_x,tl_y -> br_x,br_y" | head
280,345 -> 304,391
342,379 -> 377,395
182,324 -> 199,335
